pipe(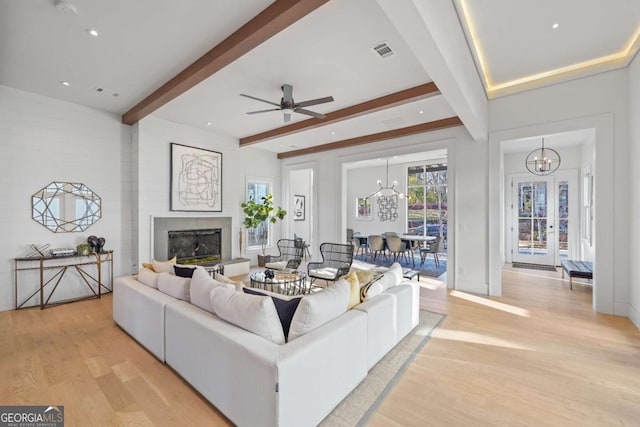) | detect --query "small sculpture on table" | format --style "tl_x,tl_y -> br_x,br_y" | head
87,236 -> 106,253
